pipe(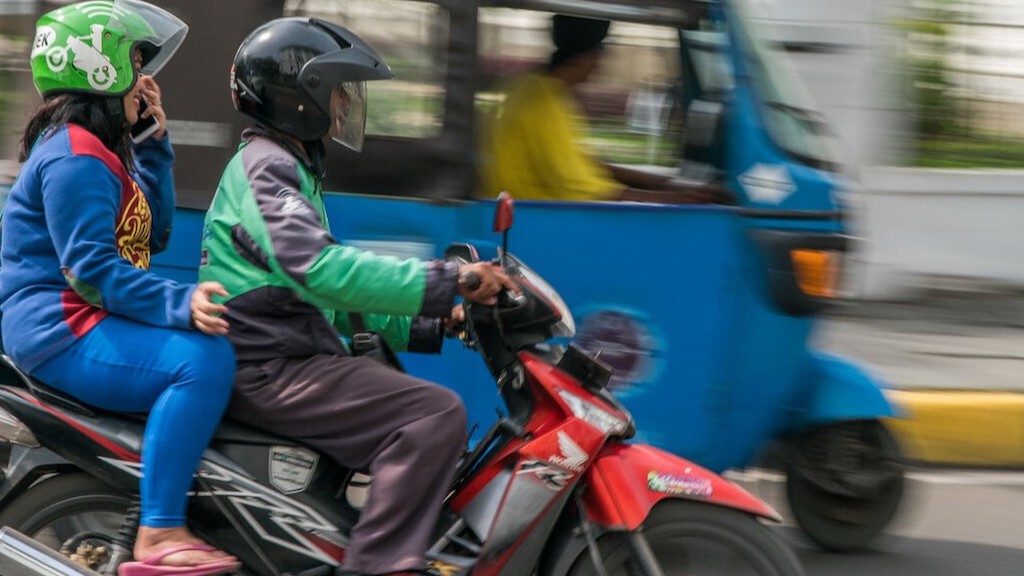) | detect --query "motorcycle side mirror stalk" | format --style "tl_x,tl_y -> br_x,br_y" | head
444,243 -> 479,264
493,191 -> 514,268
